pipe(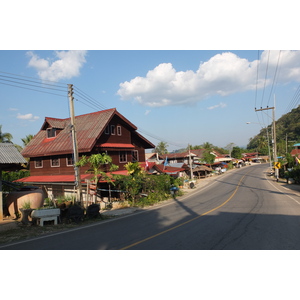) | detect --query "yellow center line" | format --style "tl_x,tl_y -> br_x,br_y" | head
120,170 -> 248,250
